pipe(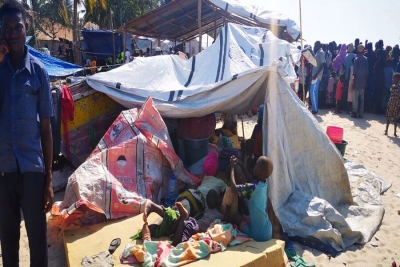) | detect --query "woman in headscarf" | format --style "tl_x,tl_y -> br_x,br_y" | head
332,44 -> 347,73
